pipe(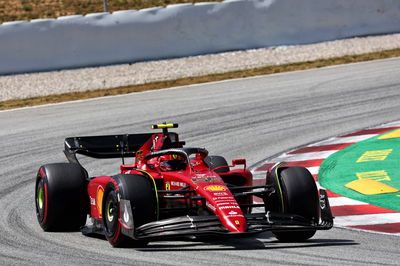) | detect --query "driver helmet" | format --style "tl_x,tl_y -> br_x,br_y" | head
159,154 -> 187,171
